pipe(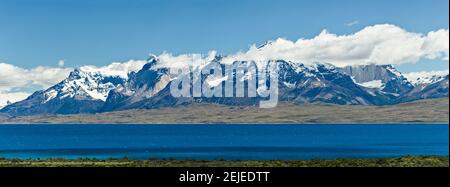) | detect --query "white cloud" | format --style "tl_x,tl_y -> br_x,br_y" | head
422,29 -> 449,61
346,20 -> 359,26
154,51 -> 218,70
58,59 -> 65,67
0,63 -> 73,92
221,24 -> 449,67
0,63 -> 73,109
0,92 -> 30,109
78,60 -> 147,79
